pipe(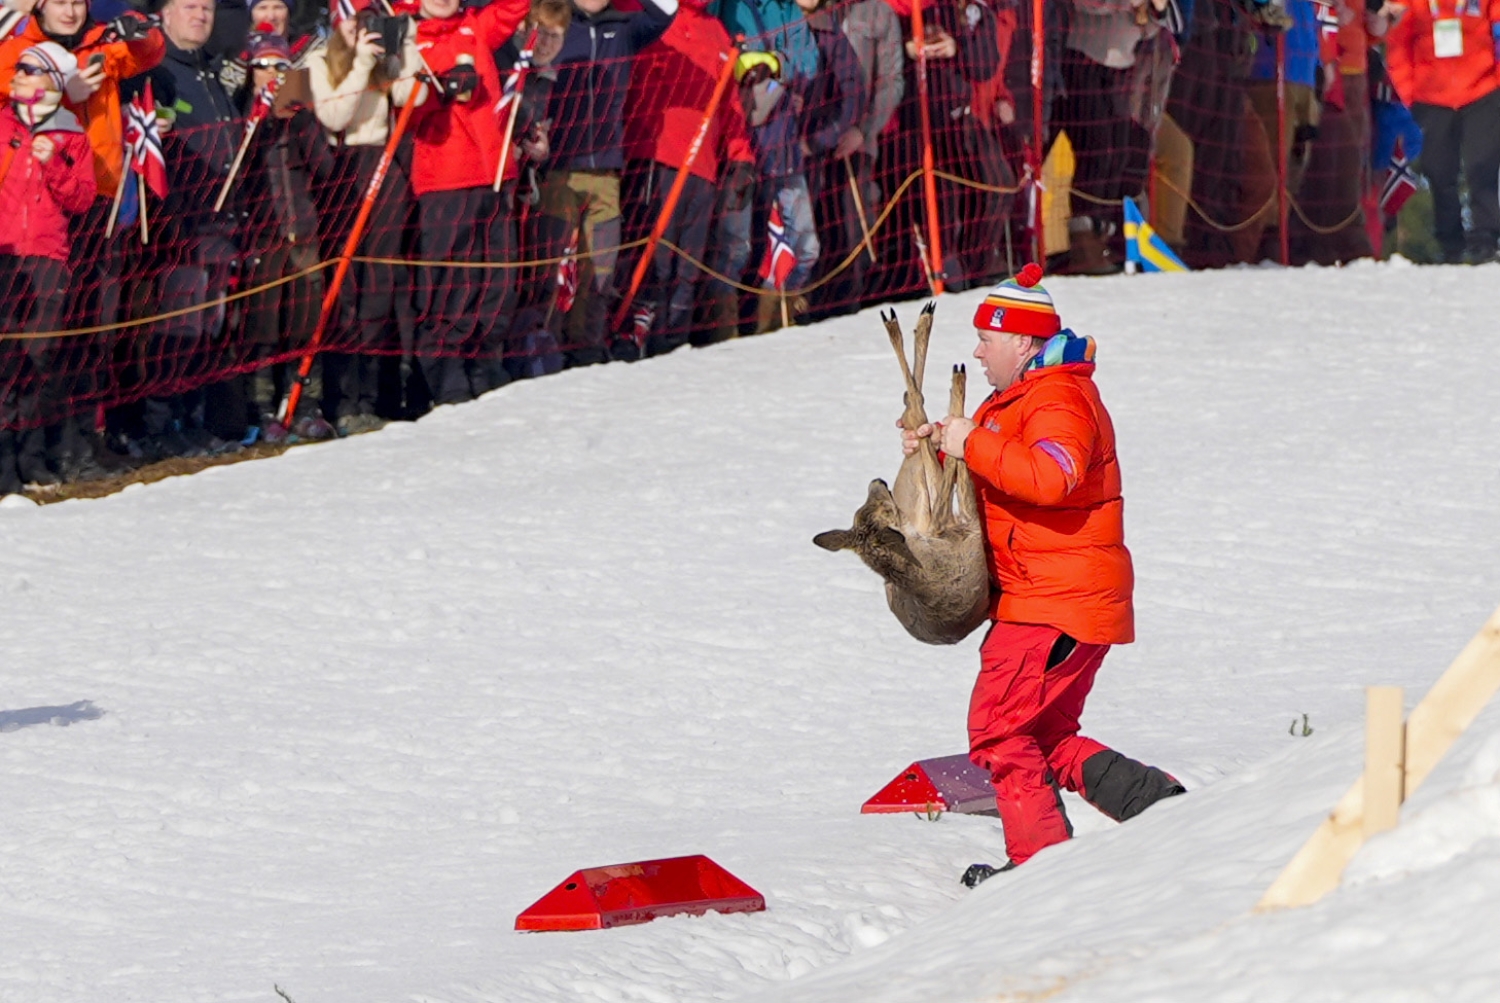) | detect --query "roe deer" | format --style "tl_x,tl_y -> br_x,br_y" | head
813,303 -> 989,645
